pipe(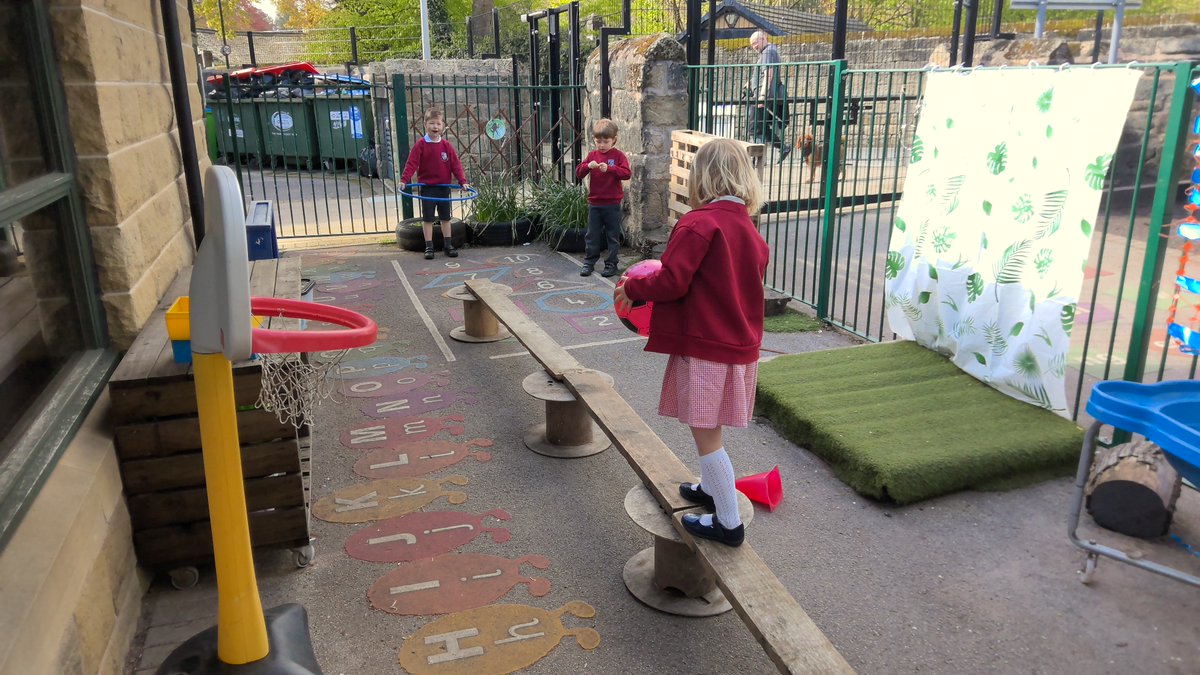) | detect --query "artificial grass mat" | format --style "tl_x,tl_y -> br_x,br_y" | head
756,340 -> 1084,504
